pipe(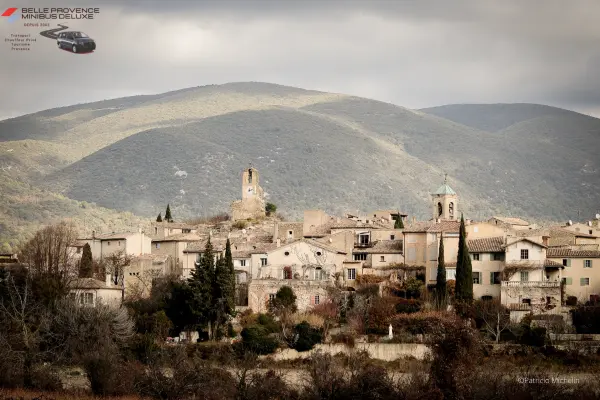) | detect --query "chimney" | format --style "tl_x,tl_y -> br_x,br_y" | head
105,273 -> 112,287
412,216 -> 416,223
92,230 -> 96,238
276,239 -> 281,247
